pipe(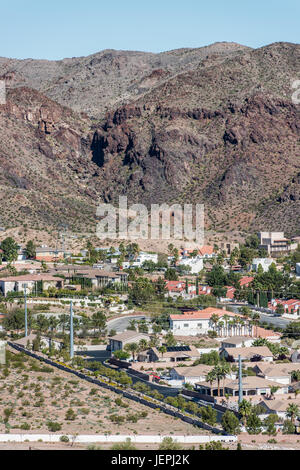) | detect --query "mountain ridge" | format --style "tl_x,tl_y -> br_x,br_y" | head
0,41 -> 299,237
